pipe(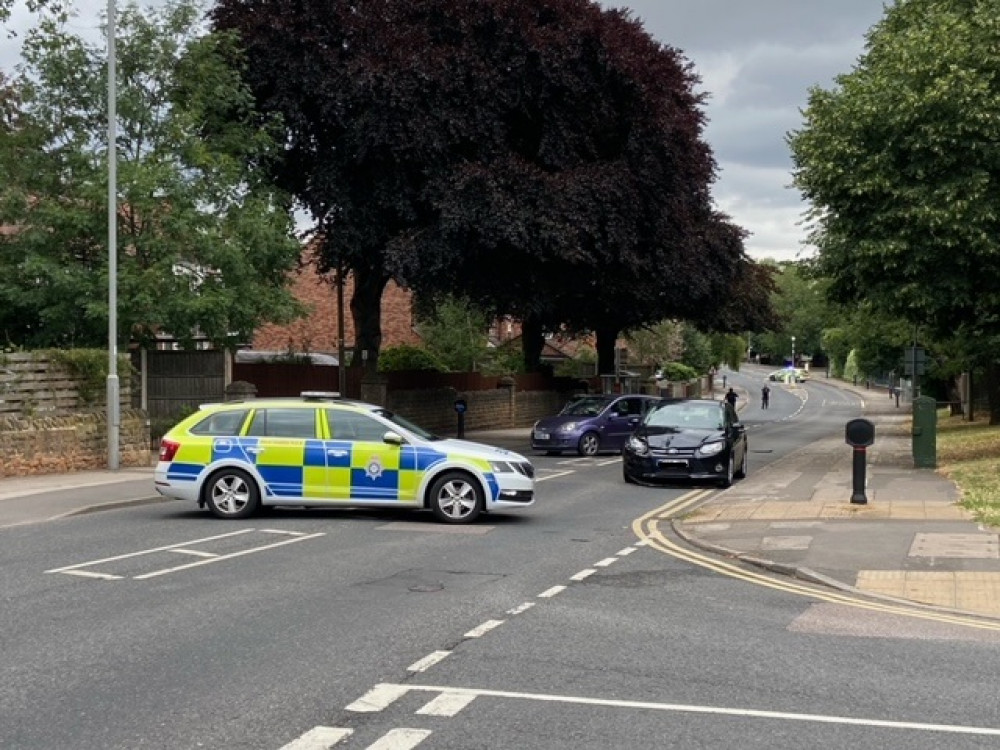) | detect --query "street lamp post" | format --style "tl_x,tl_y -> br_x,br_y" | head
106,0 -> 120,470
